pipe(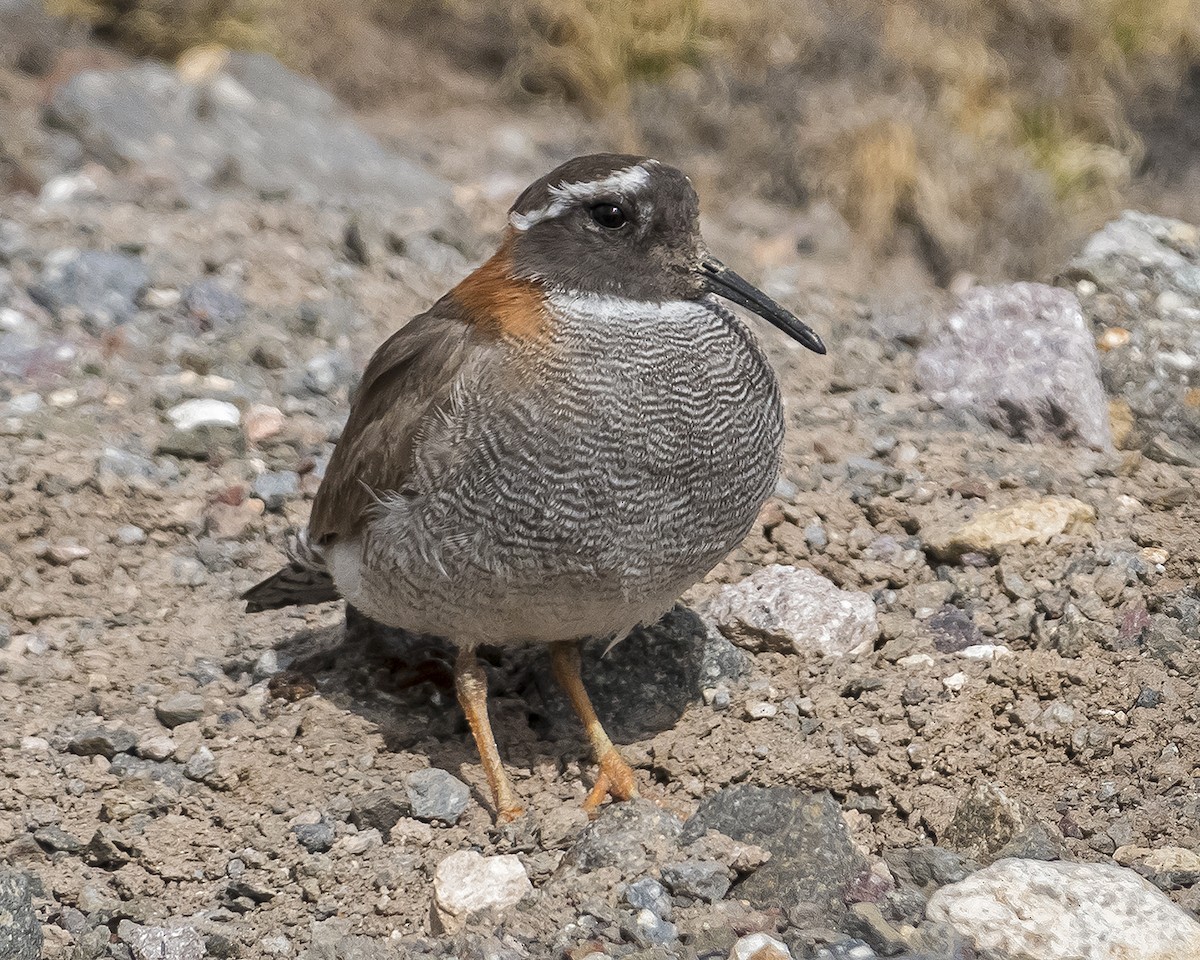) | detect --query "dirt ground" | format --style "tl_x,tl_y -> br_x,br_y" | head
2,27 -> 1200,960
